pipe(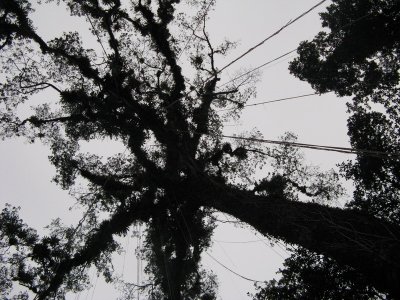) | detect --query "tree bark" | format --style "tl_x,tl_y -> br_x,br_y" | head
193,179 -> 400,298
